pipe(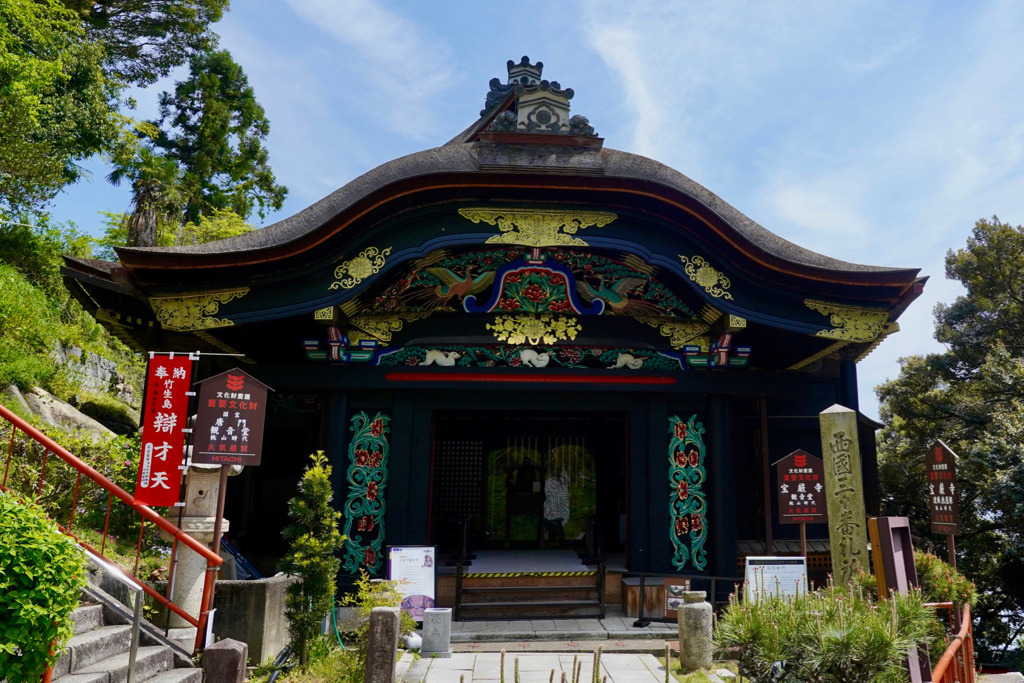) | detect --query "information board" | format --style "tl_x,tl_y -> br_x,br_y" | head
774,449 -> 827,524
926,440 -> 959,535
744,556 -> 808,601
192,368 -> 270,466
387,546 -> 436,621
663,578 -> 692,620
